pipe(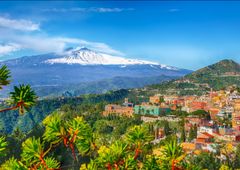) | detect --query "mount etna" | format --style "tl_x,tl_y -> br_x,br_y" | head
0,47 -> 191,97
